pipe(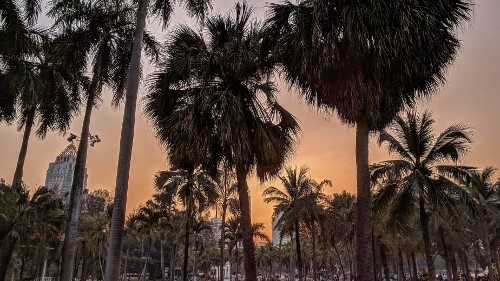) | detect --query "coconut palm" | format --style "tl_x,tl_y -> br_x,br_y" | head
145,4 -> 300,281
154,169 -> 217,281
0,183 -> 65,281
266,2 -> 472,280
129,203 -> 169,281
105,0 -> 212,278
460,167 -> 500,281
371,111 -> 477,281
49,2 -> 161,280
263,167 -> 330,281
